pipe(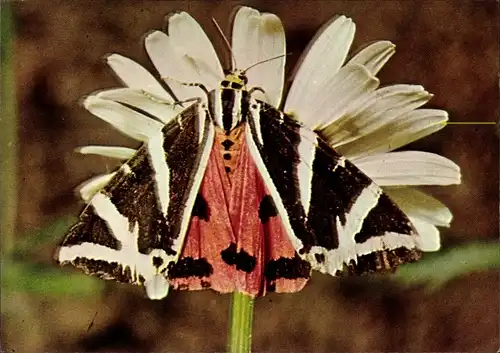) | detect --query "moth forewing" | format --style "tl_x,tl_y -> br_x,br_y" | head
243,99 -> 422,277
57,102 -> 213,299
